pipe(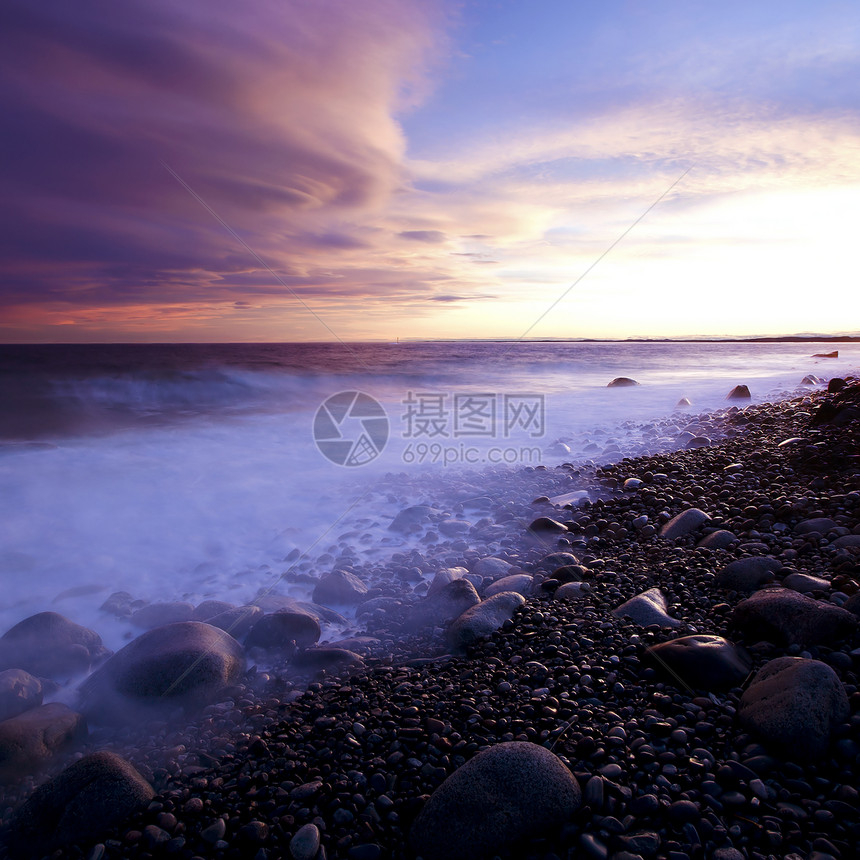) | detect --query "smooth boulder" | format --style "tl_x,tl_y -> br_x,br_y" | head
472,557 -> 513,578
408,579 -> 480,630
448,592 -> 525,654
410,742 -> 581,860
738,657 -> 849,762
246,609 -> 321,650
130,601 -> 196,629
613,588 -> 680,628
659,508 -> 710,540
312,569 -> 369,605
715,557 -> 782,592
0,612 -> 110,678
726,384 -> 751,400
607,377 -> 639,387
484,574 -> 535,598
4,751 -> 154,857
645,635 -> 752,691
697,530 -> 738,550
0,703 -> 87,780
731,587 -> 857,647
80,622 -> 245,722
427,567 -> 468,598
